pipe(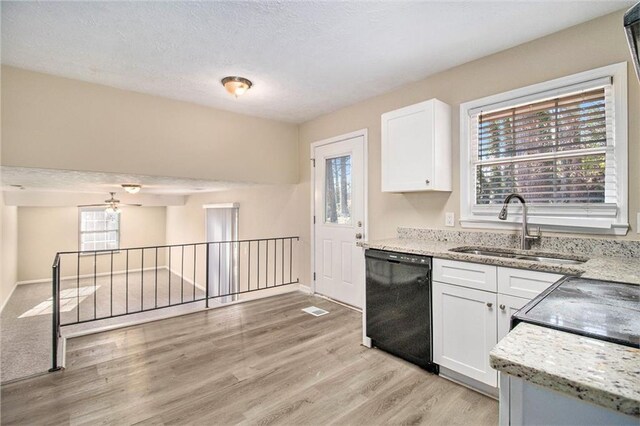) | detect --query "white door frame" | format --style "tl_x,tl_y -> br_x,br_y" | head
309,128 -> 368,300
